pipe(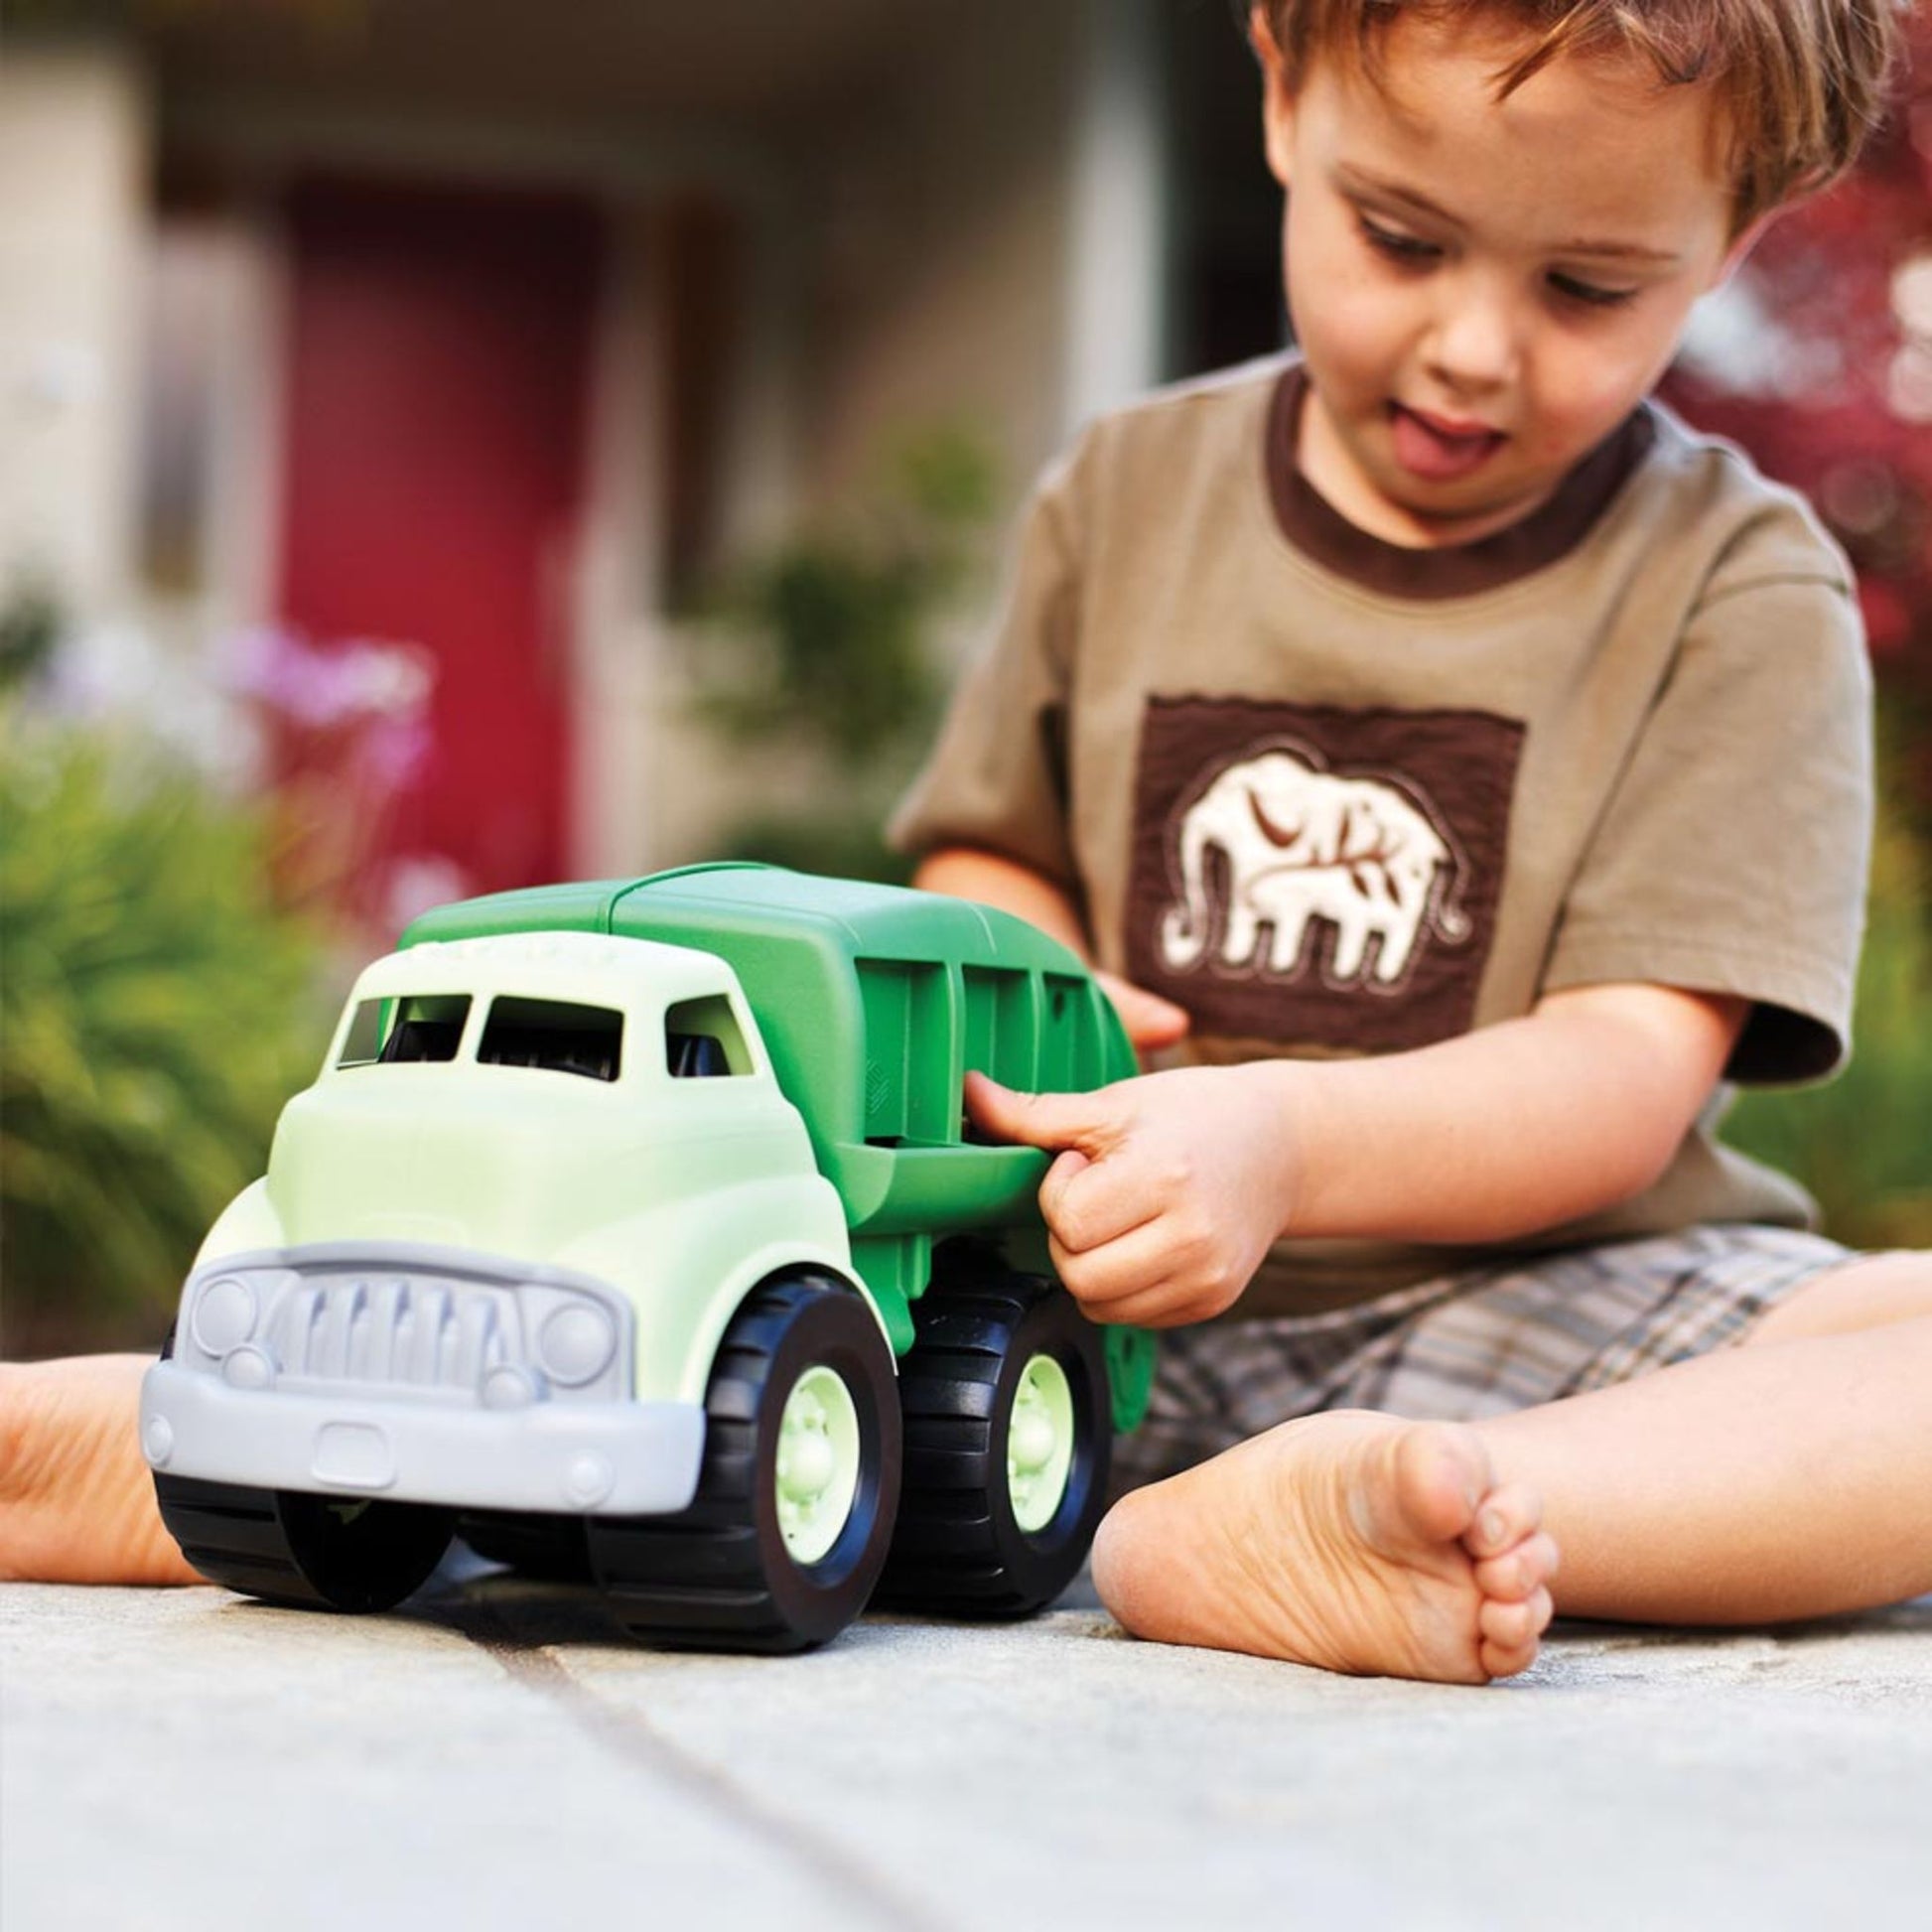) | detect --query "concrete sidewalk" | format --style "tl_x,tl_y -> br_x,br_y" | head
7,1567 -> 1932,1931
